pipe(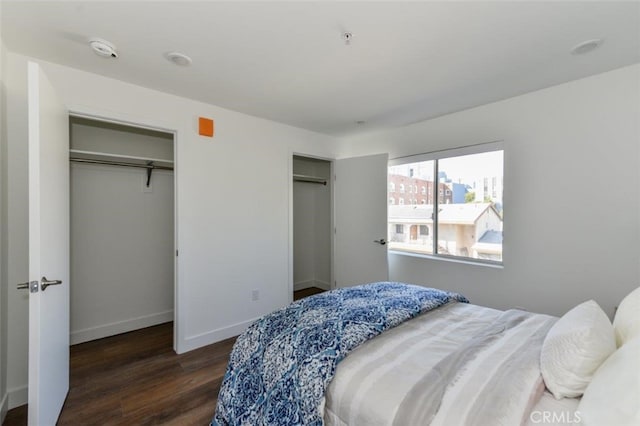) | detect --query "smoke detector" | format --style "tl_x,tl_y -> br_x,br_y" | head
342,32 -> 354,45
89,38 -> 118,58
